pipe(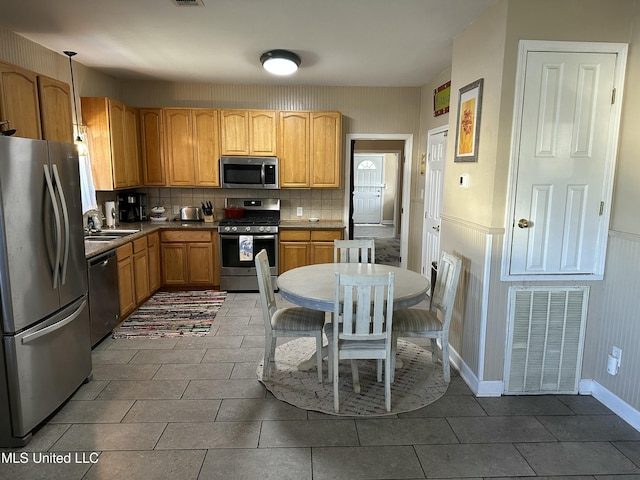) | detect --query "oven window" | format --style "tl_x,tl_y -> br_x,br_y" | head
220,235 -> 277,268
223,164 -> 262,185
